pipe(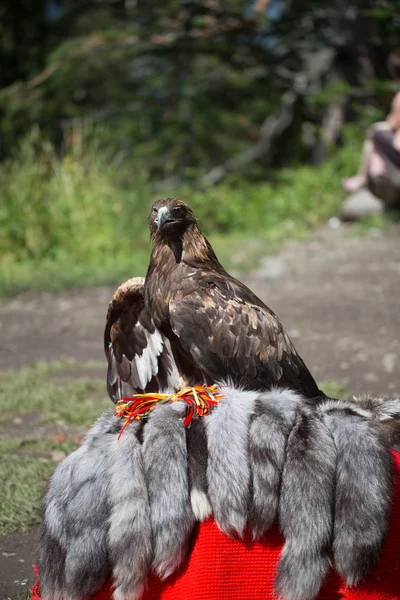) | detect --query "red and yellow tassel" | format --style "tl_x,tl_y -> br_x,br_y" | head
115,385 -> 224,438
